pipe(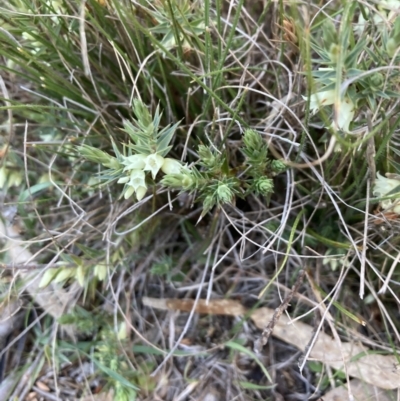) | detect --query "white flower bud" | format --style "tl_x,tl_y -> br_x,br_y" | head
135,186 -> 147,201
161,158 -> 182,175
331,96 -> 354,133
122,154 -> 146,171
303,89 -> 355,133
124,186 -> 135,199
117,176 -> 130,184
373,172 -> 400,213
304,89 -> 336,114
